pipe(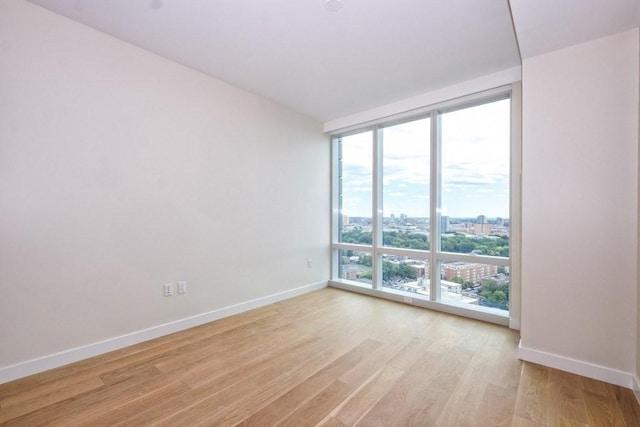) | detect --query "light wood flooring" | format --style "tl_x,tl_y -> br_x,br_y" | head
1,288 -> 639,426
